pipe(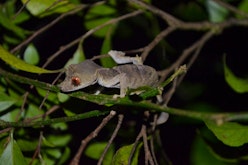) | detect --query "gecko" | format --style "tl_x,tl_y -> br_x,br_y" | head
58,50 -> 159,98
59,50 -> 169,124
